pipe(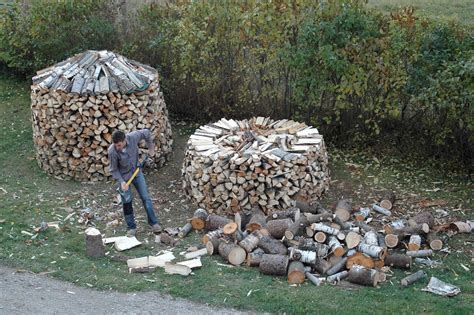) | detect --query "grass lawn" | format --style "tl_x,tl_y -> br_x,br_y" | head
0,75 -> 473,313
368,0 -> 474,25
